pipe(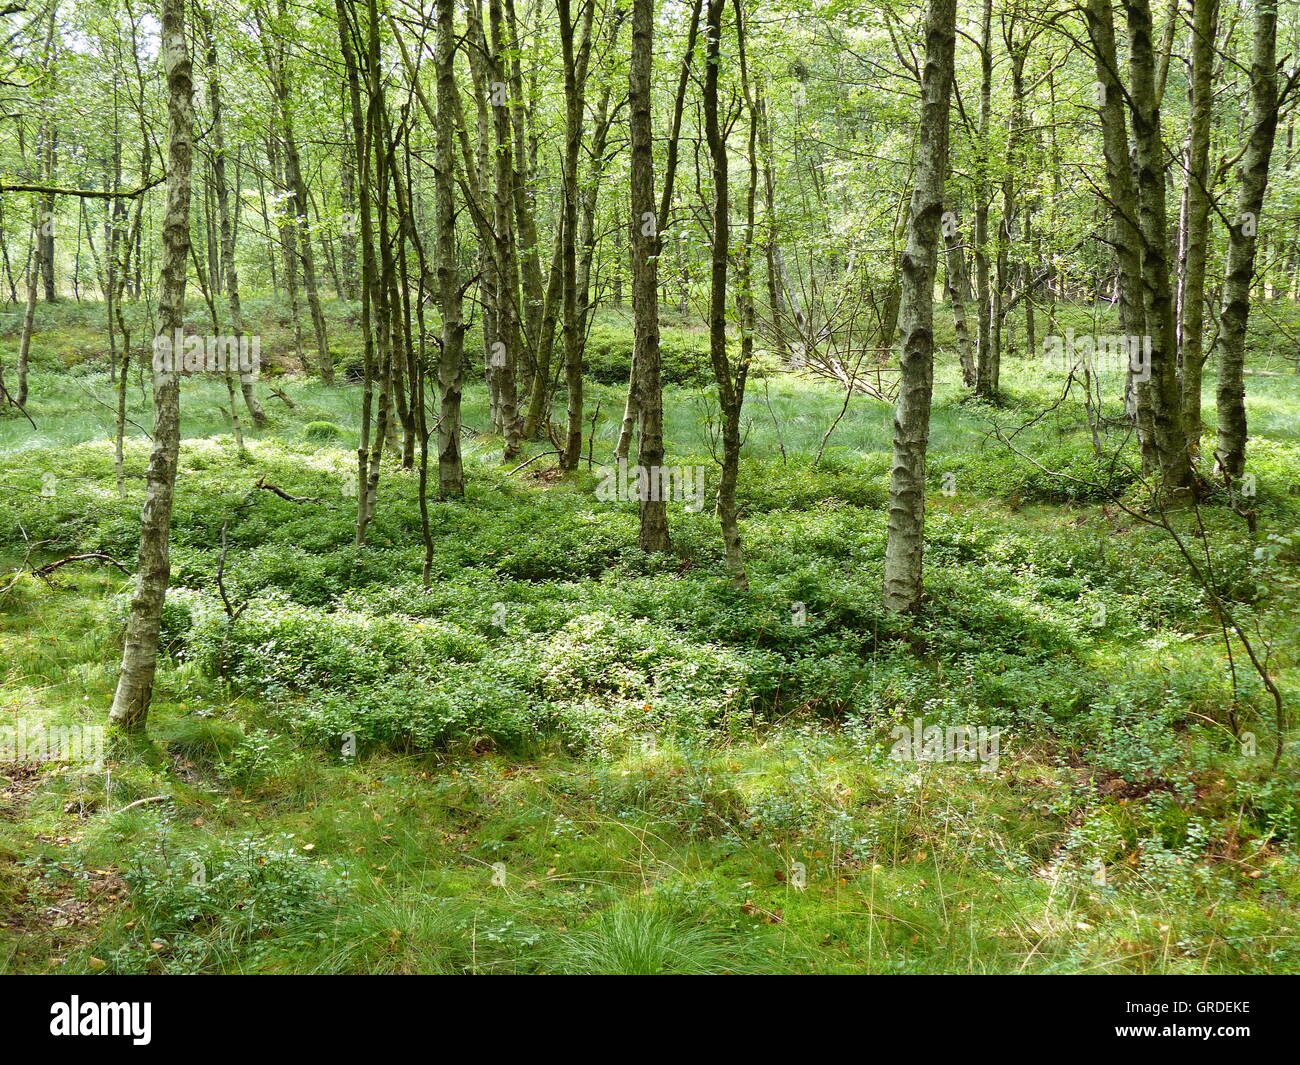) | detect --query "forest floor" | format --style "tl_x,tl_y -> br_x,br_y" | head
0,299 -> 1297,974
